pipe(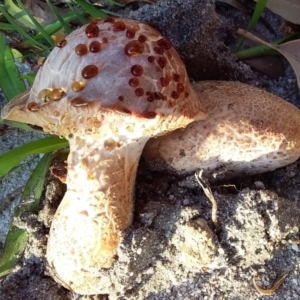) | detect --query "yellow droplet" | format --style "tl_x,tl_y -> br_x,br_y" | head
38,88 -> 52,102
49,88 -> 66,101
71,81 -> 84,92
